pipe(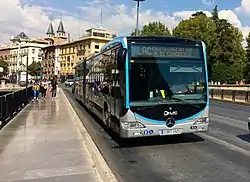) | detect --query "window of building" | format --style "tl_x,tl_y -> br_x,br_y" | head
32,57 -> 35,62
95,45 -> 99,49
32,49 -> 35,54
67,56 -> 70,62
